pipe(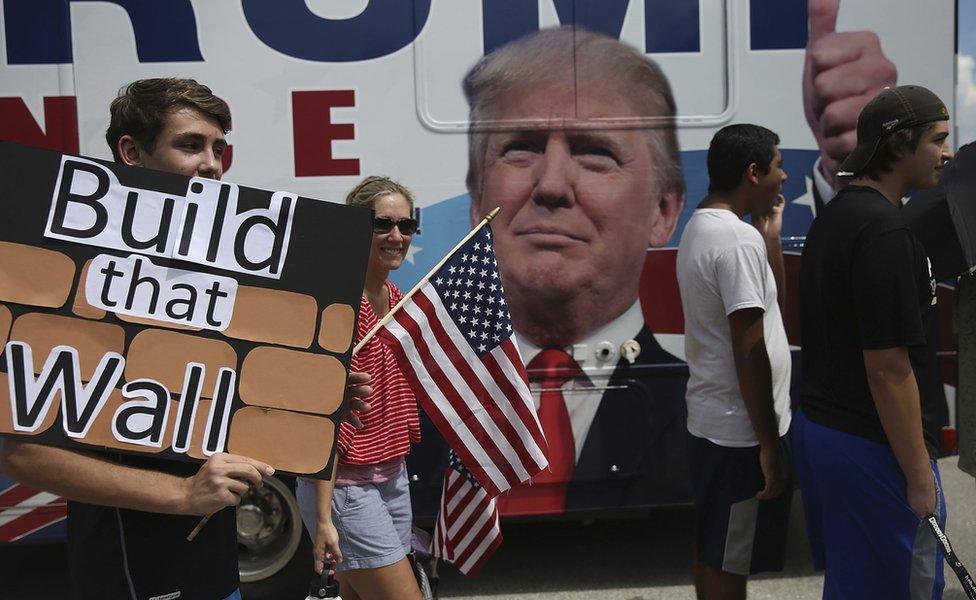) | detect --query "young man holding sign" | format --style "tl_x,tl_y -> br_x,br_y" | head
796,85 -> 952,599
0,78 -> 371,600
